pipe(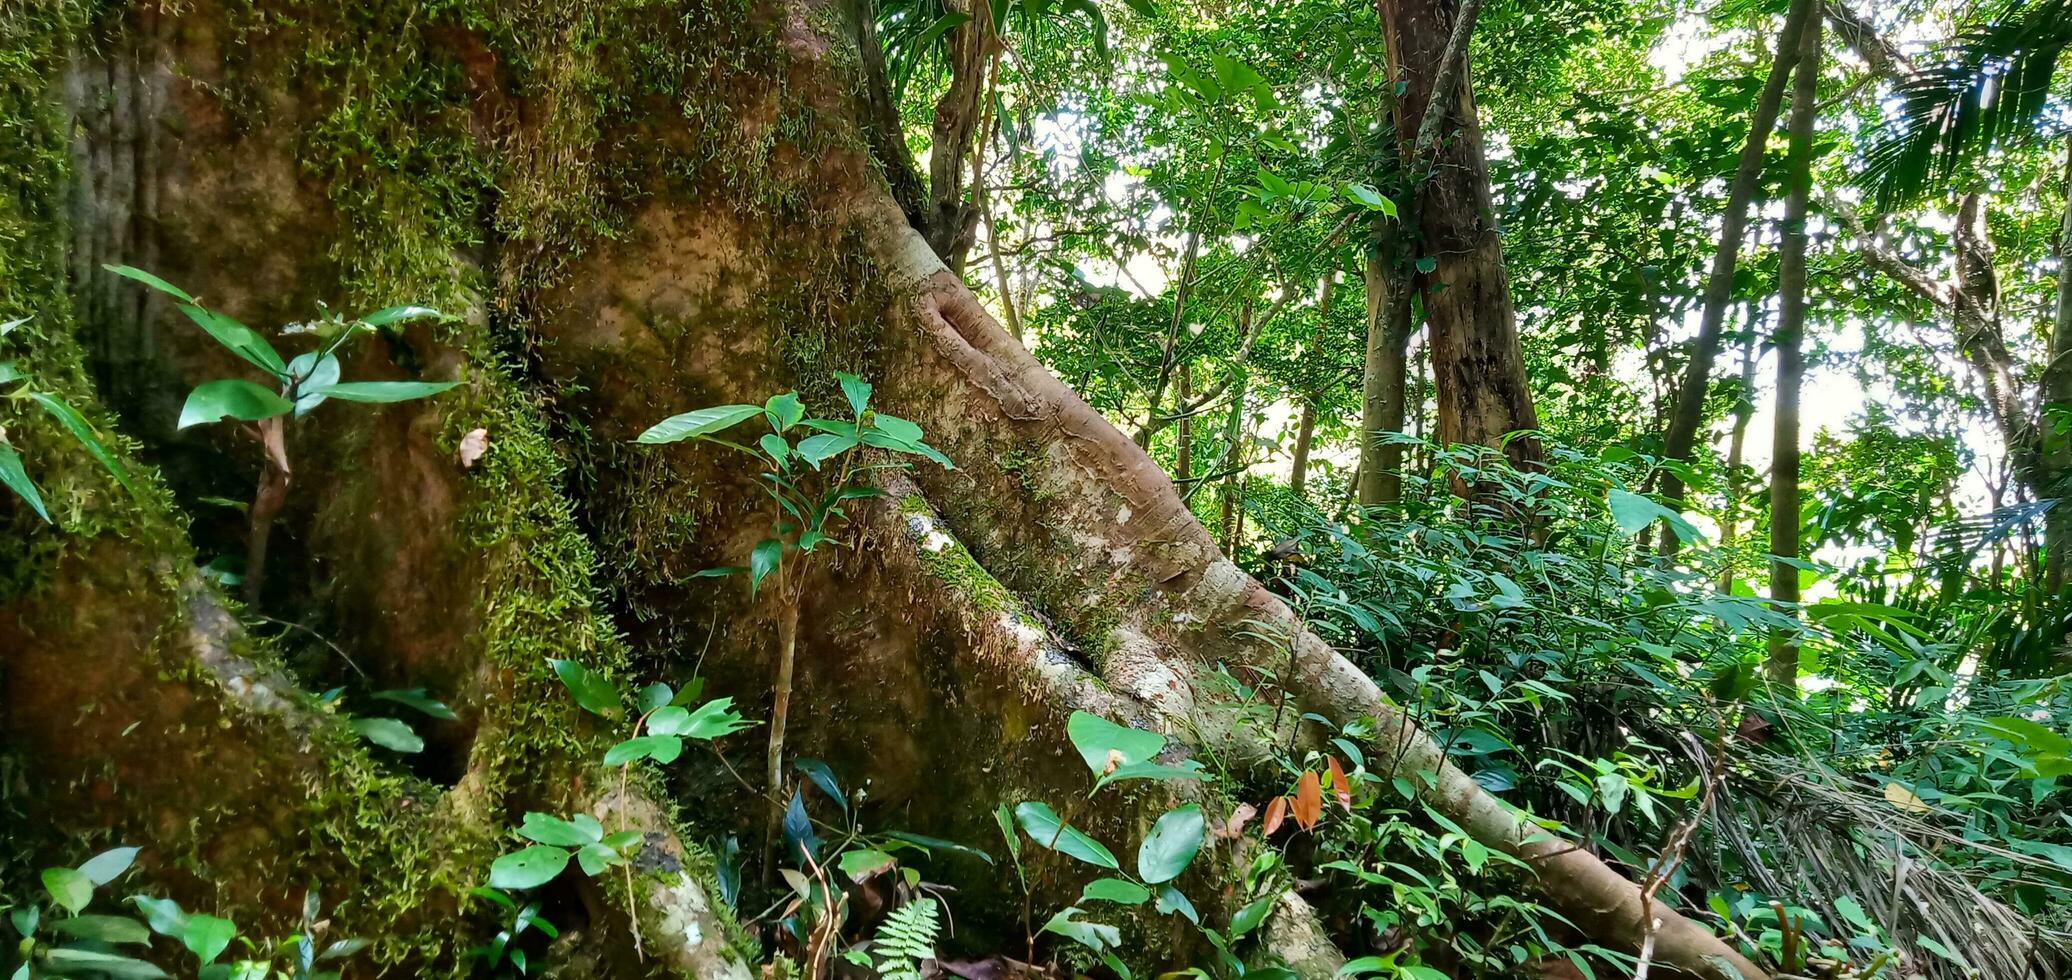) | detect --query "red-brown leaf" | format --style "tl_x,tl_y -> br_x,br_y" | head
1328,756 -> 1353,812
1263,796 -> 1289,835
1223,802 -> 1258,839
1293,770 -> 1323,830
